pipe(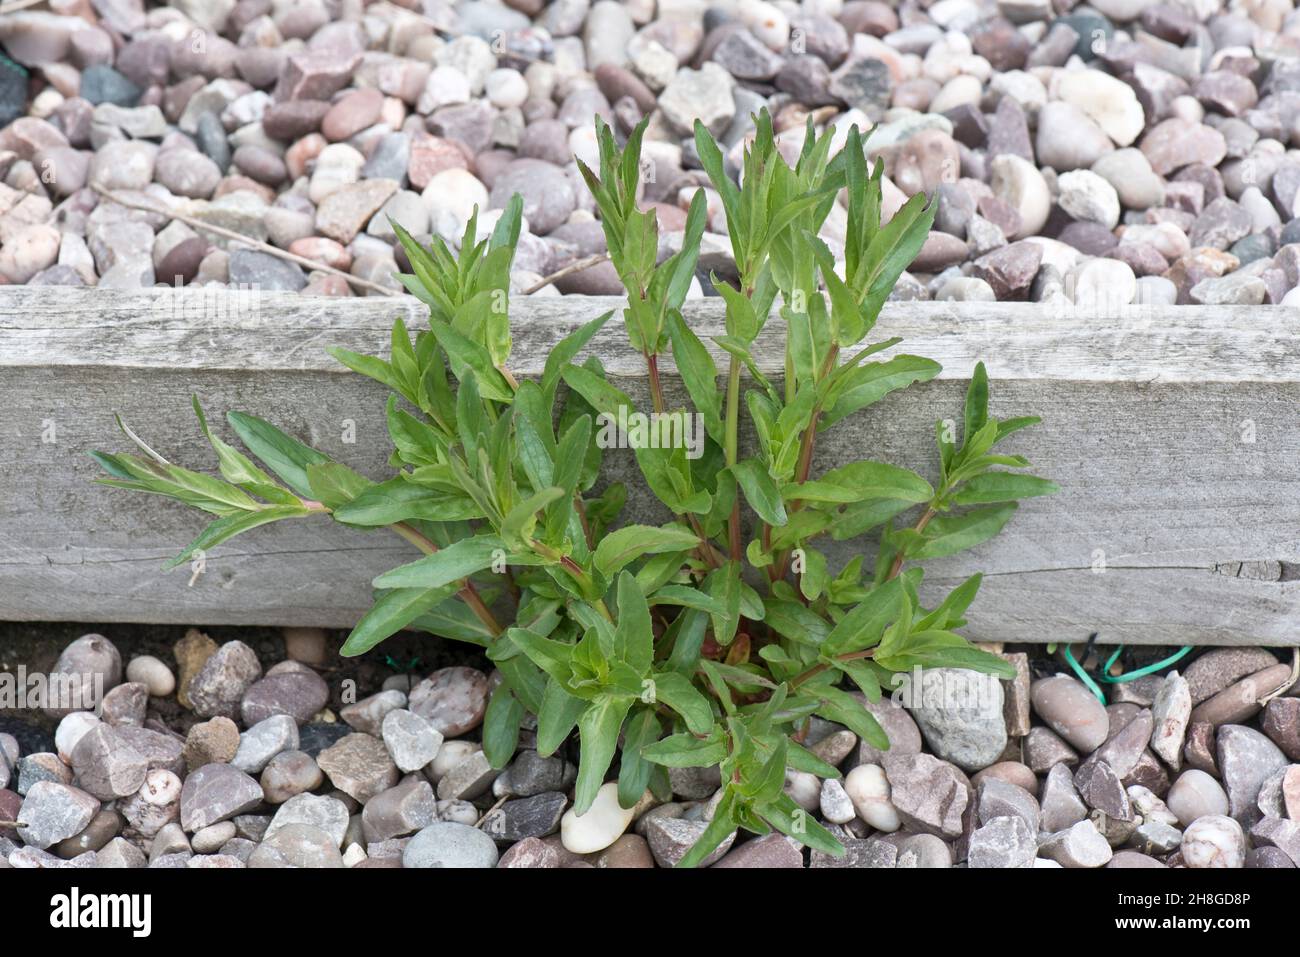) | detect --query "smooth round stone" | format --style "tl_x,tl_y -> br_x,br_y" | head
905,668 -> 1007,771
1057,169 -> 1120,229
1070,257 -> 1136,310
1030,676 -> 1109,752
321,88 -> 383,142
260,750 -> 323,804
1182,814 -> 1245,868
191,820 -> 237,853
125,656 -> 175,698
46,634 -> 122,717
488,158 -> 576,235
427,740 -> 480,782
818,778 -> 856,824
422,168 -> 489,239
1166,769 -> 1230,826
843,763 -> 901,831
972,761 -> 1039,794
251,823 -> 344,868
403,821 -> 499,868
989,154 -> 1049,238
484,68 -> 529,109
559,782 -> 636,854
1051,69 -> 1144,147
1035,101 -> 1113,172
